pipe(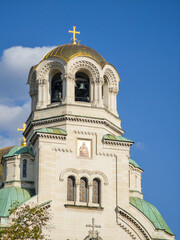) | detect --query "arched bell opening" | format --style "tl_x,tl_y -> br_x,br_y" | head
102,76 -> 109,108
75,72 -> 90,102
51,72 -> 63,103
